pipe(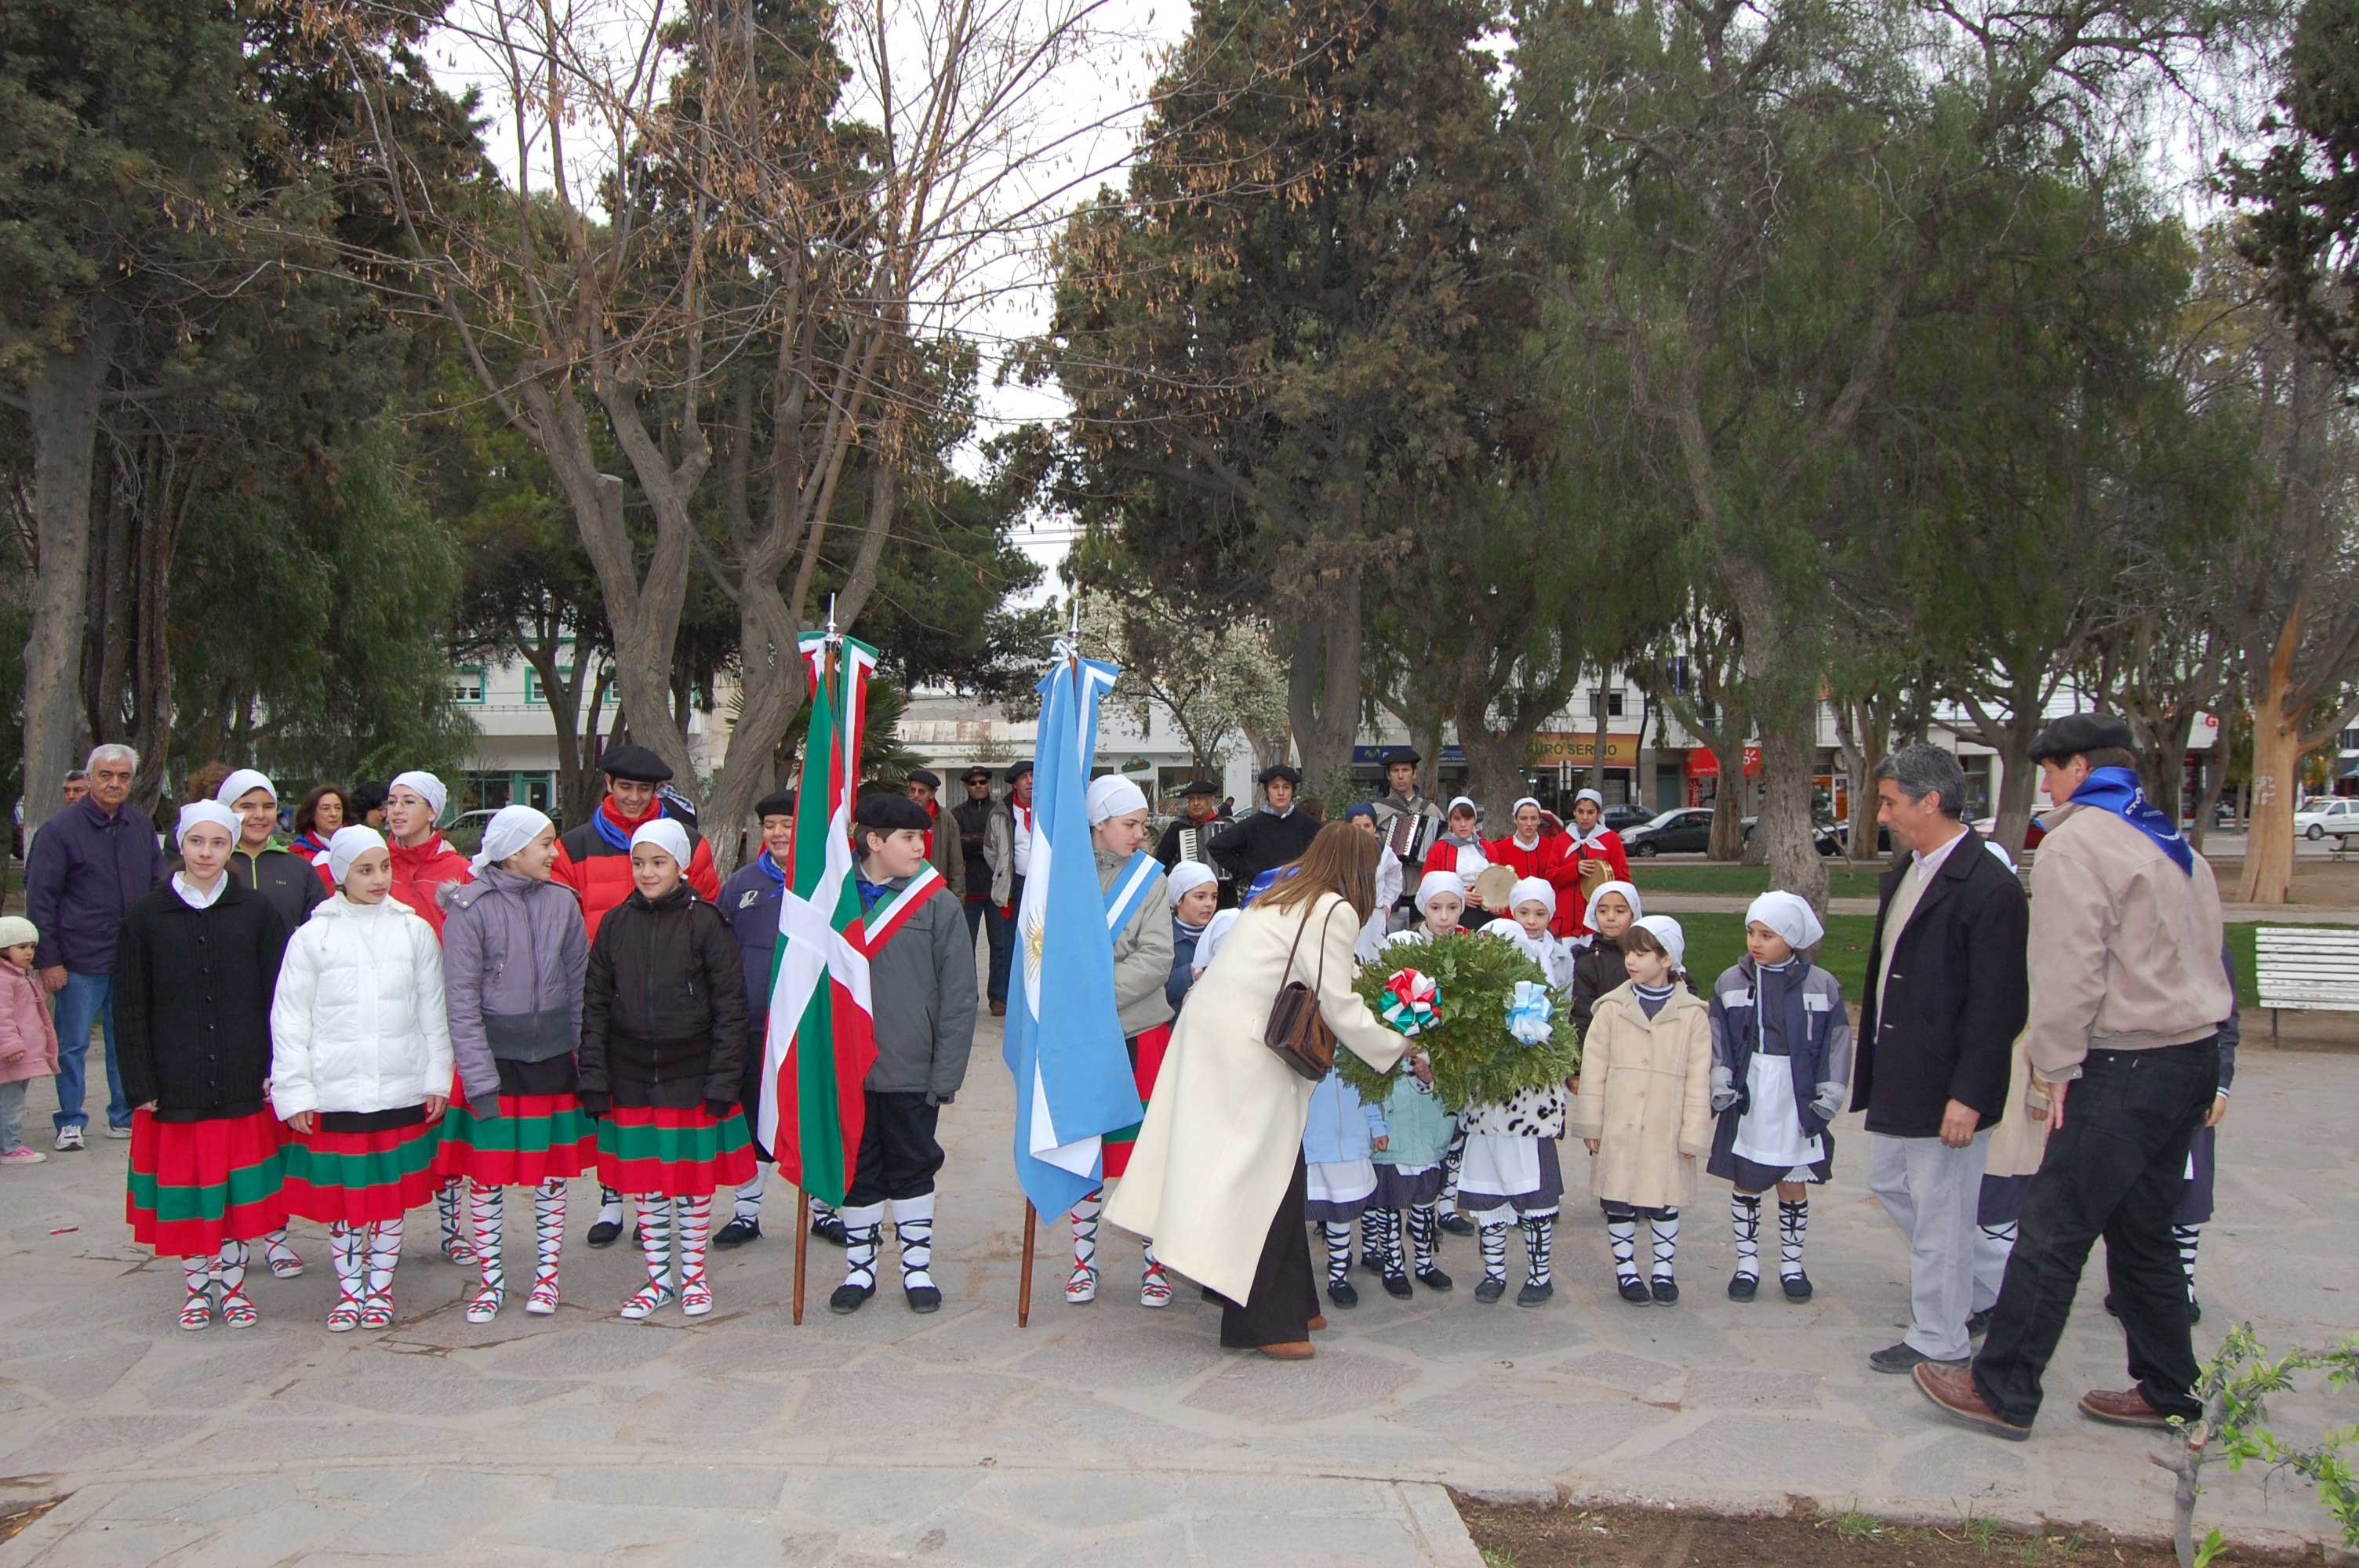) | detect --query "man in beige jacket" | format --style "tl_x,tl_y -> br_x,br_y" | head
1917,714 -> 2230,1441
